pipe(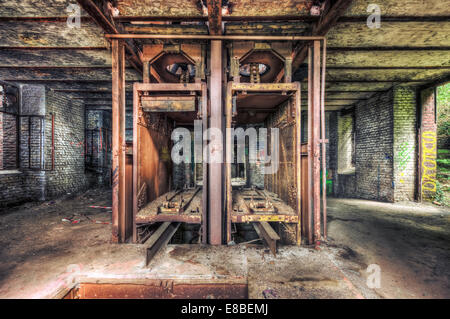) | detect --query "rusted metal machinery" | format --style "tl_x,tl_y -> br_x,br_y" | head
109,34 -> 327,255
